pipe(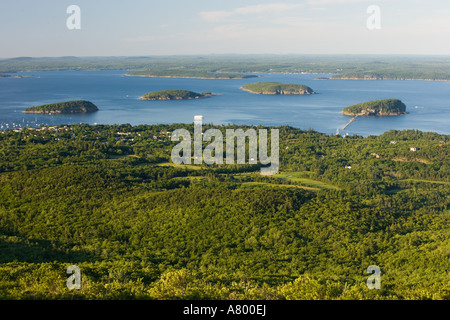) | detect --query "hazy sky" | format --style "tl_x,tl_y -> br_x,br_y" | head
1,0 -> 450,57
